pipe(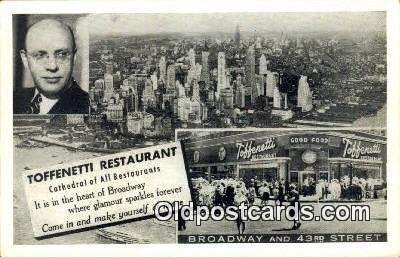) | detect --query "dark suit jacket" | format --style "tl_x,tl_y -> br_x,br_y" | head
14,80 -> 89,114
